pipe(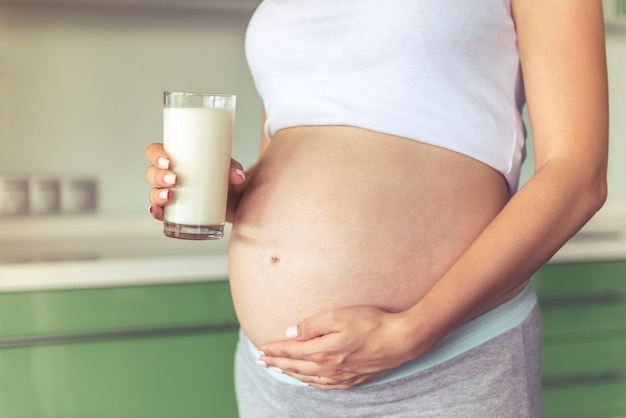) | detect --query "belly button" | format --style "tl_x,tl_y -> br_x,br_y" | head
270,254 -> 280,265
